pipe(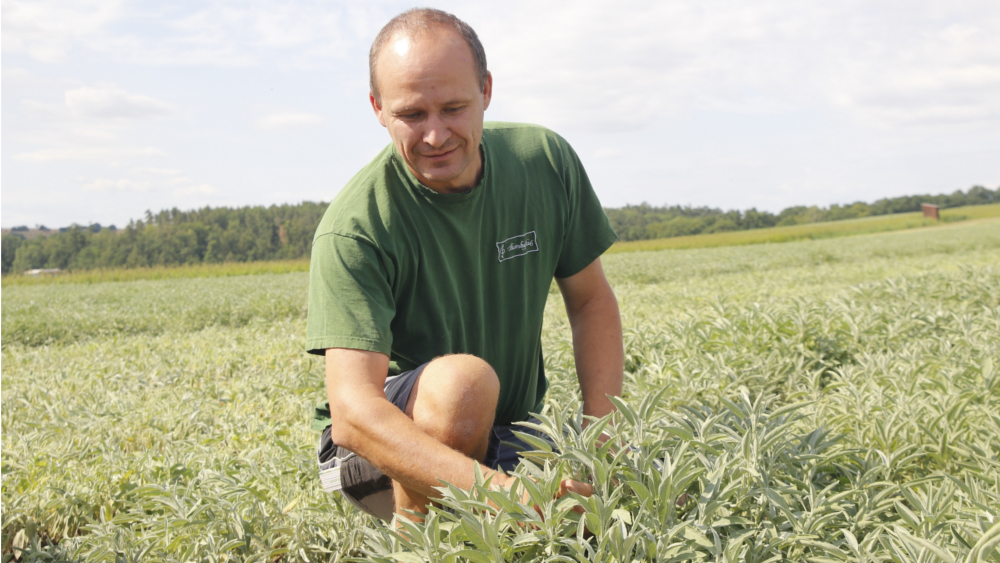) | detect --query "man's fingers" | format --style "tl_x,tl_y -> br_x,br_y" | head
558,478 -> 594,498
509,477 -> 594,519
557,479 -> 594,519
